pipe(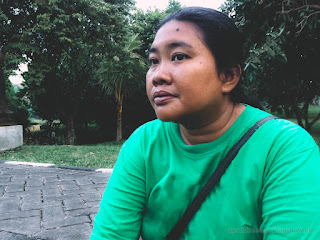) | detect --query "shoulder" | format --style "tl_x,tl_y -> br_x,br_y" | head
122,119 -> 174,151
261,117 -> 318,153
127,119 -> 168,140
245,105 -> 317,148
252,114 -> 320,181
